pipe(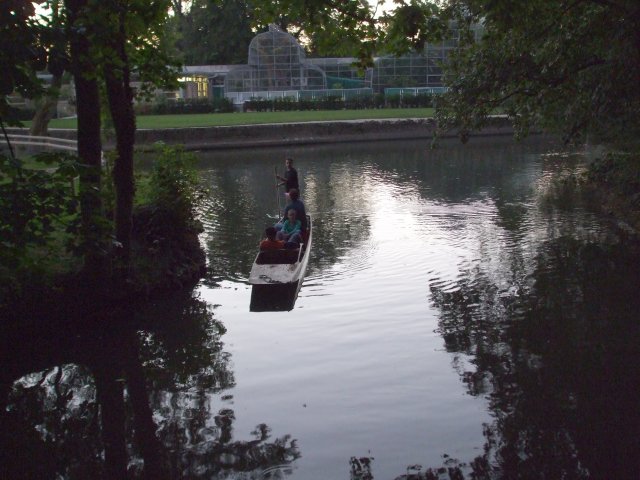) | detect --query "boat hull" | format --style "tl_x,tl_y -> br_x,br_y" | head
248,216 -> 312,311
249,283 -> 300,312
